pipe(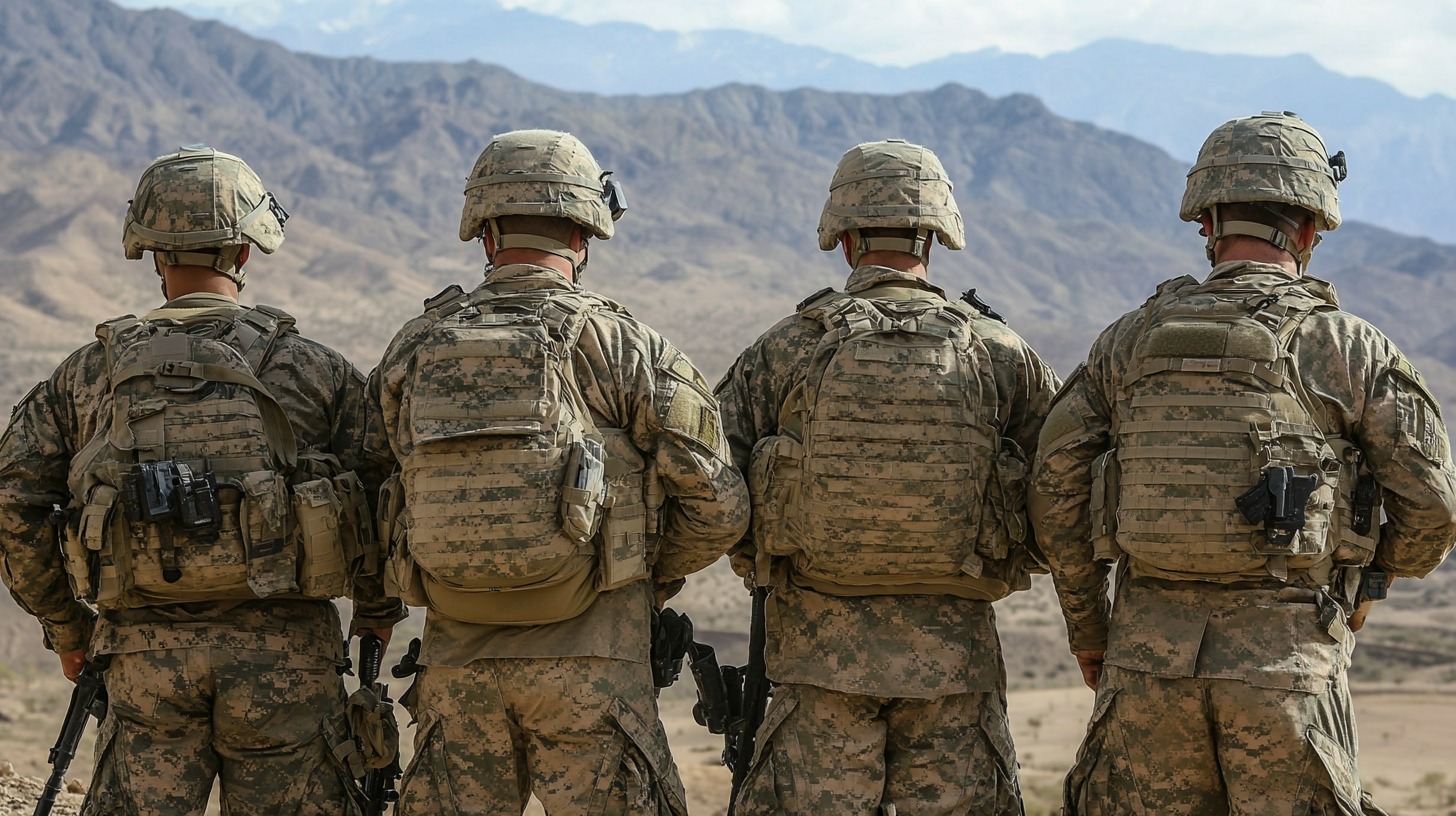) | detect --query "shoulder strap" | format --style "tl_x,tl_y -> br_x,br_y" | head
796,287 -> 838,314
423,284 -> 468,315
230,305 -> 294,375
